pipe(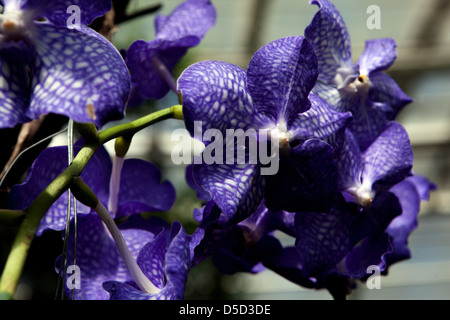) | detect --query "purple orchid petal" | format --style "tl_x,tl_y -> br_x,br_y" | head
4,0 -> 111,26
126,41 -> 187,103
0,55 -> 31,128
102,281 -> 151,300
154,0 -> 216,43
362,121 -> 413,189
191,201 -> 270,274
305,0 -> 353,83
163,222 -> 191,300
337,129 -> 364,191
312,80 -> 392,151
135,226 -> 166,290
384,179 -> 421,265
57,214 -> 123,300
8,142 -> 111,235
406,174 -> 437,201
57,213 -> 157,300
192,162 -> 265,224
115,158 -> 176,219
105,222 -> 190,300
28,24 -> 130,128
190,200 -> 225,265
368,71 -> 413,119
178,60 -> 270,137
264,139 -> 338,213
349,191 -> 402,246
344,233 -> 392,278
185,164 -> 211,201
316,80 -> 395,151
246,36 -> 318,123
126,0 -> 216,104
357,38 -> 397,75
311,81 -> 357,113
289,93 -> 351,151
294,197 -> 356,275
347,99 -> 393,151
